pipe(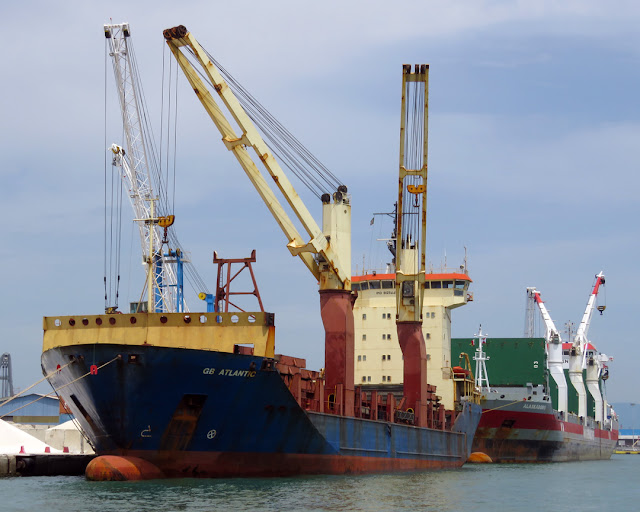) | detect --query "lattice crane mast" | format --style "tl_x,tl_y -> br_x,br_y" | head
163,26 -> 355,415
395,64 -> 429,427
105,22 -> 188,313
527,287 -> 568,415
